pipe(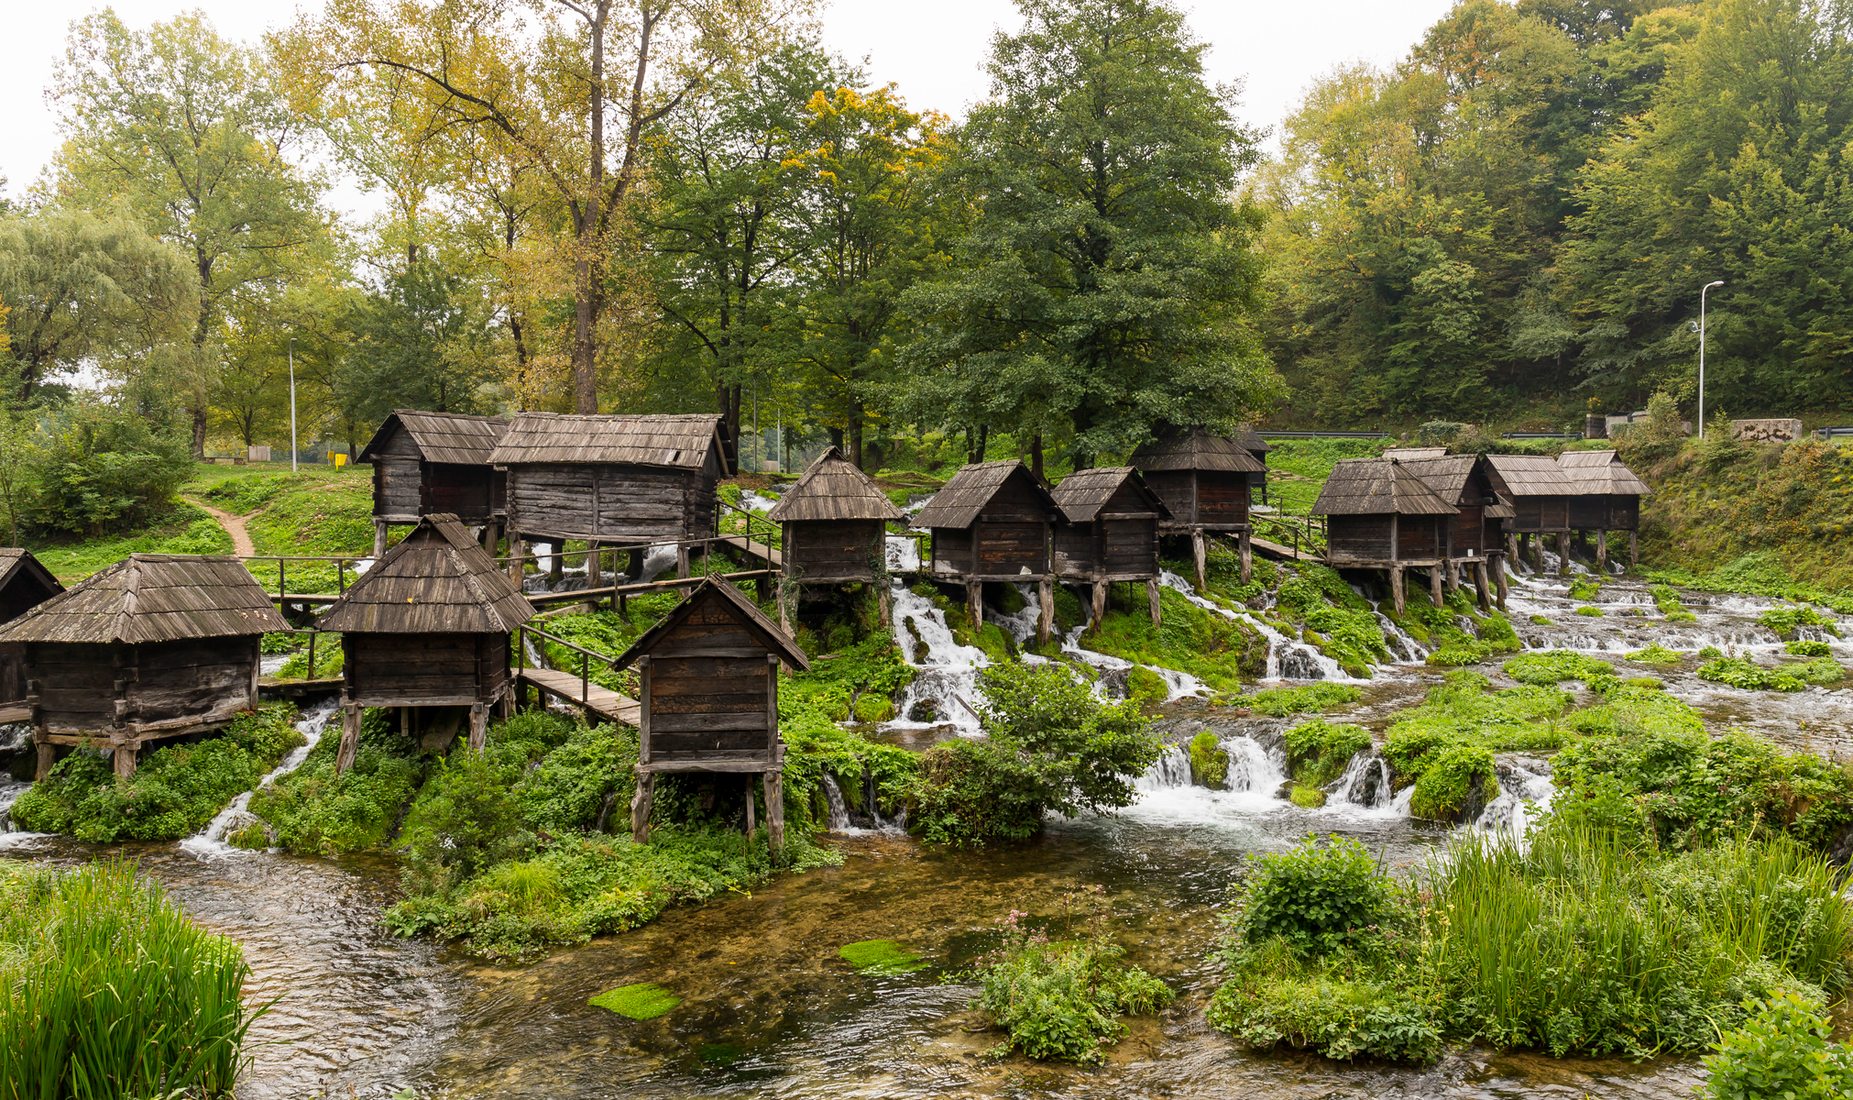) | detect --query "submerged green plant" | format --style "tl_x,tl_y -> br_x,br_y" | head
589,982 -> 681,1020
839,939 -> 927,976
